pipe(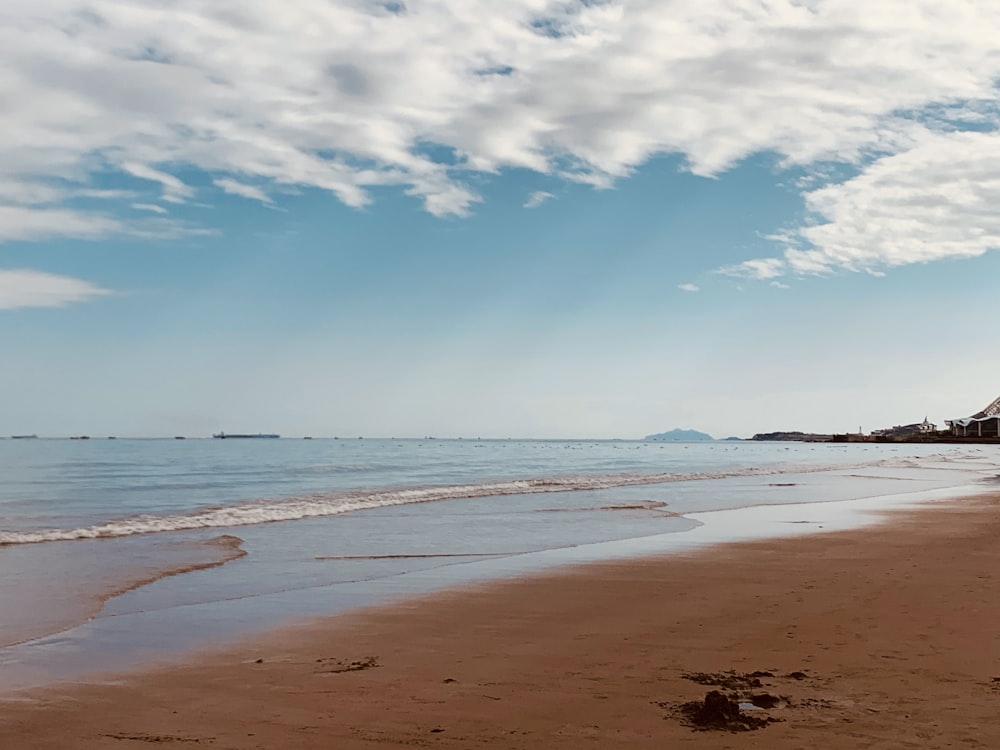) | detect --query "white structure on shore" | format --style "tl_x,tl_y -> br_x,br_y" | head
946,395 -> 1000,438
